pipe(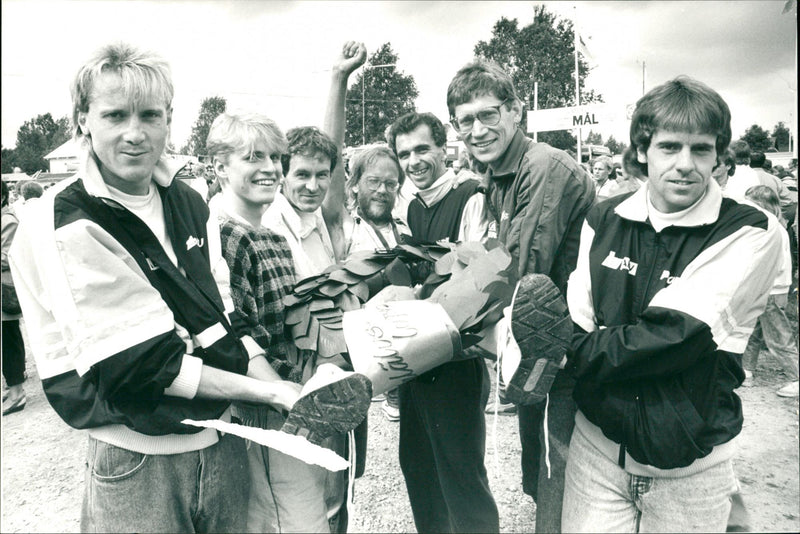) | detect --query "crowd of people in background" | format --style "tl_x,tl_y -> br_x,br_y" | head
2,37 -> 798,534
